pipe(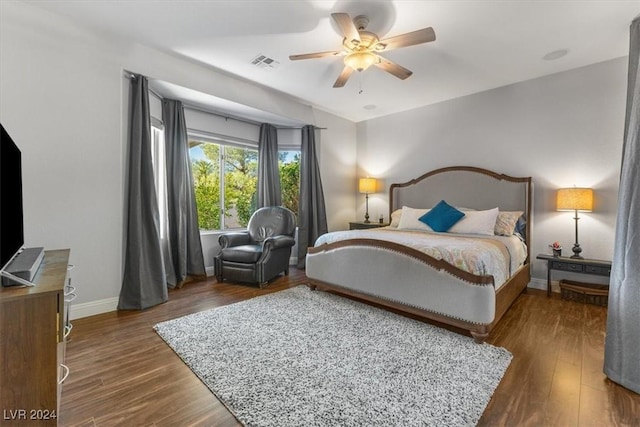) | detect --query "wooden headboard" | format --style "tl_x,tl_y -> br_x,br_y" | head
389,166 -> 532,262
